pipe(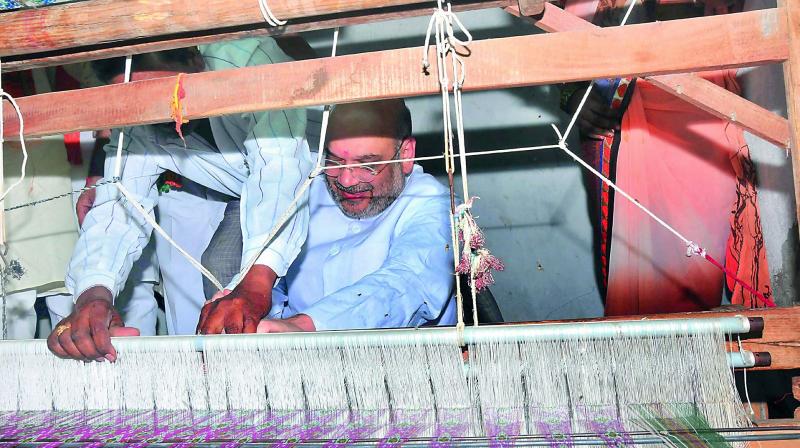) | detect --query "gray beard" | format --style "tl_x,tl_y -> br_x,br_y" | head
326,165 -> 406,219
